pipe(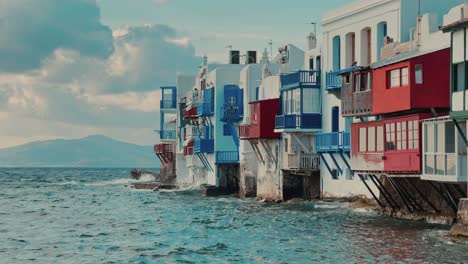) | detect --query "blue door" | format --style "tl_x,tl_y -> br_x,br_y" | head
332,106 -> 339,132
